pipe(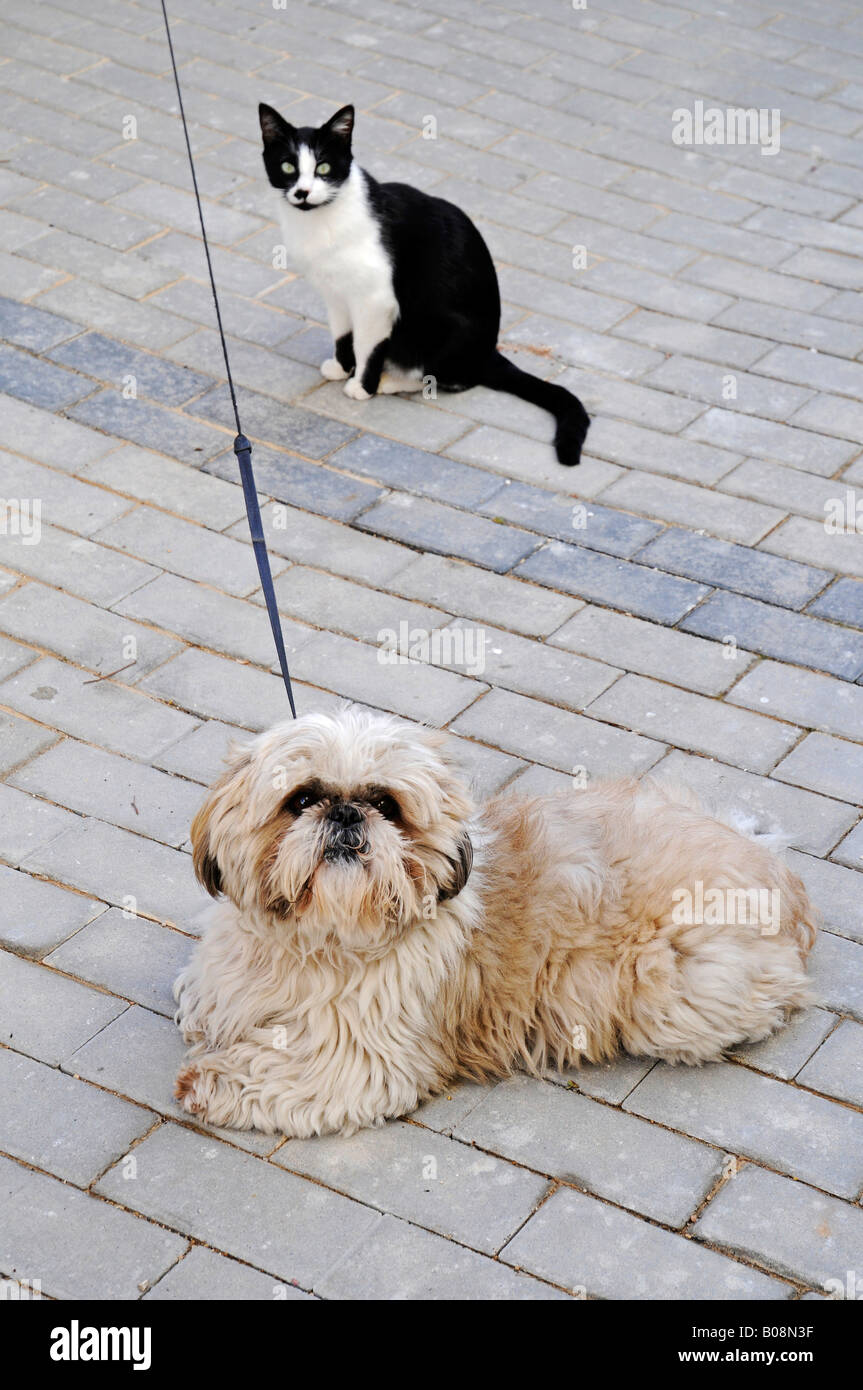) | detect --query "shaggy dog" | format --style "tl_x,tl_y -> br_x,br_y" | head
174,709 -> 817,1136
